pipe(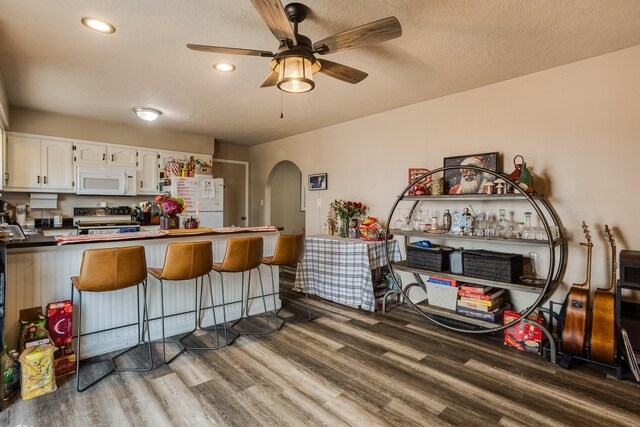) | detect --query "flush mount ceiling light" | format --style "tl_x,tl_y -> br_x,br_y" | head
213,62 -> 236,72
187,2 -> 401,94
133,107 -> 162,121
81,17 -> 116,34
